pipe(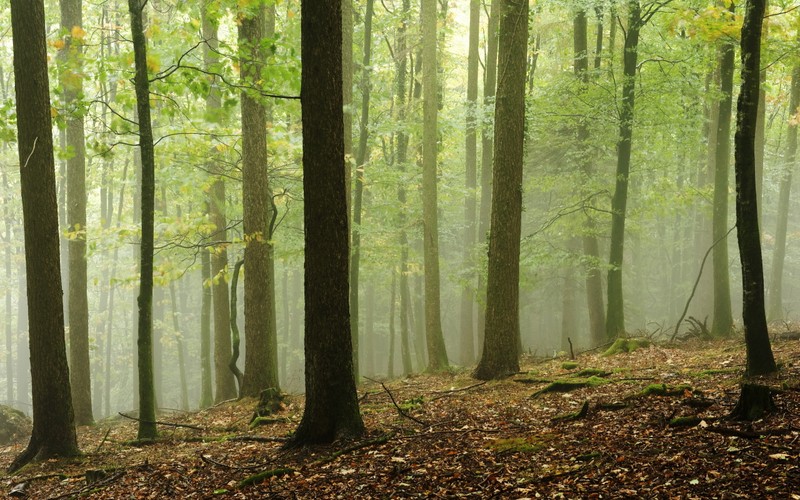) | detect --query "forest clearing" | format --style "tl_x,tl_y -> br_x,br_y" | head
2,337 -> 798,498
